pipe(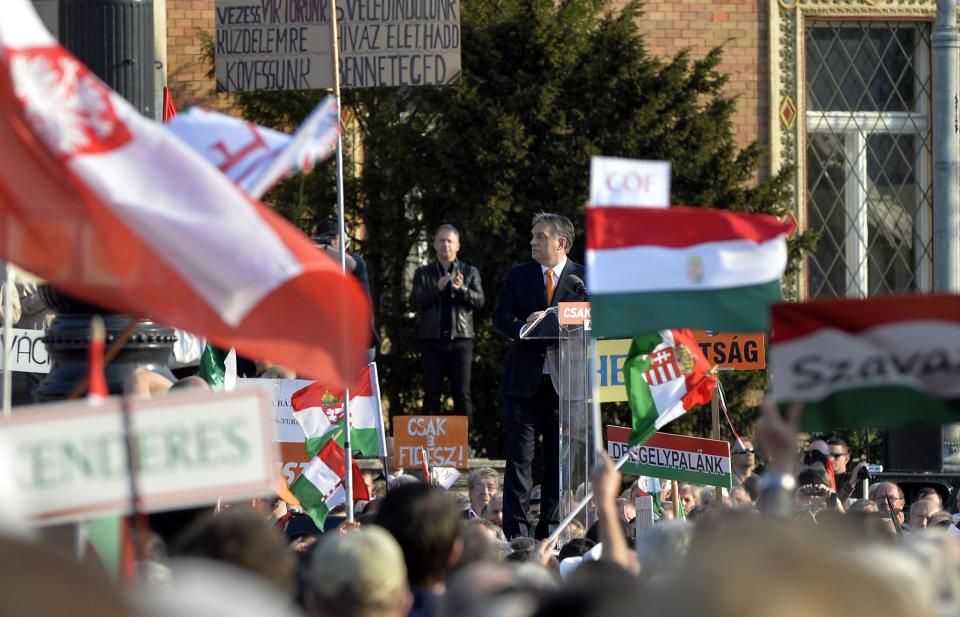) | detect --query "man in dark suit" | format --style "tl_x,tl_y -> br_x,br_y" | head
493,212 -> 586,539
